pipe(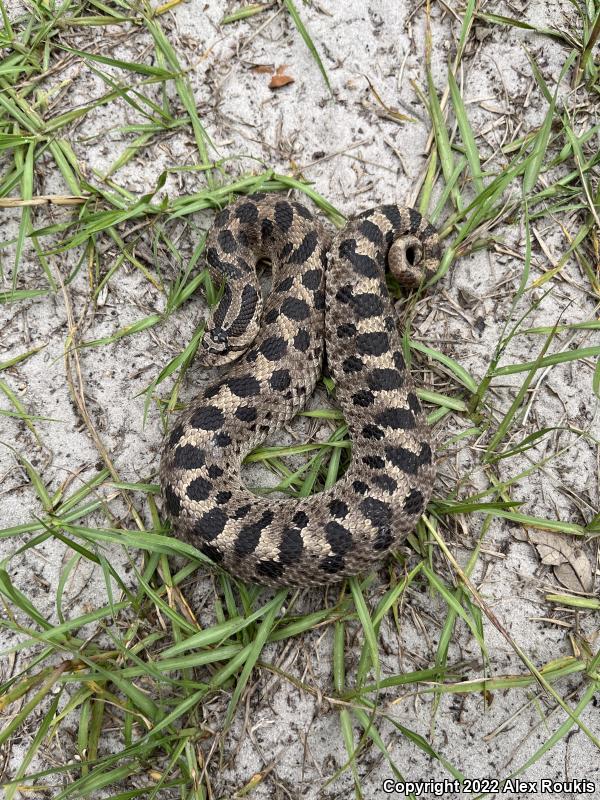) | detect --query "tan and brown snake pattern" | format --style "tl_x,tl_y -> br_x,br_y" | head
160,193 -> 441,586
